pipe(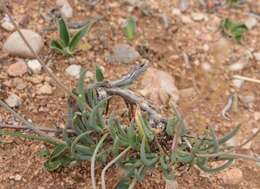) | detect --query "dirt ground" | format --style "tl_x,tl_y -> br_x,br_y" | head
0,0 -> 260,188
